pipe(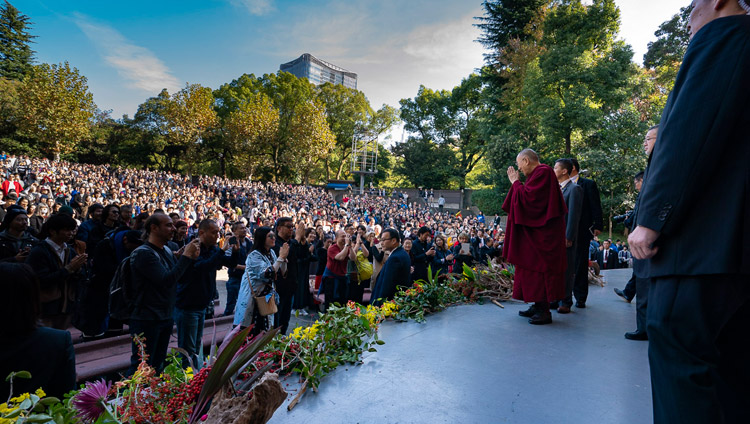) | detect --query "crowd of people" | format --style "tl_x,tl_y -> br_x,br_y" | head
1,153 -> 508,396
